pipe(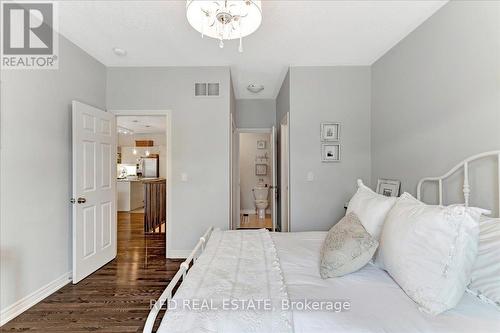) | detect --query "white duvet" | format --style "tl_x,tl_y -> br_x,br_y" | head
272,231 -> 500,333
158,230 -> 500,333
159,229 -> 293,333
